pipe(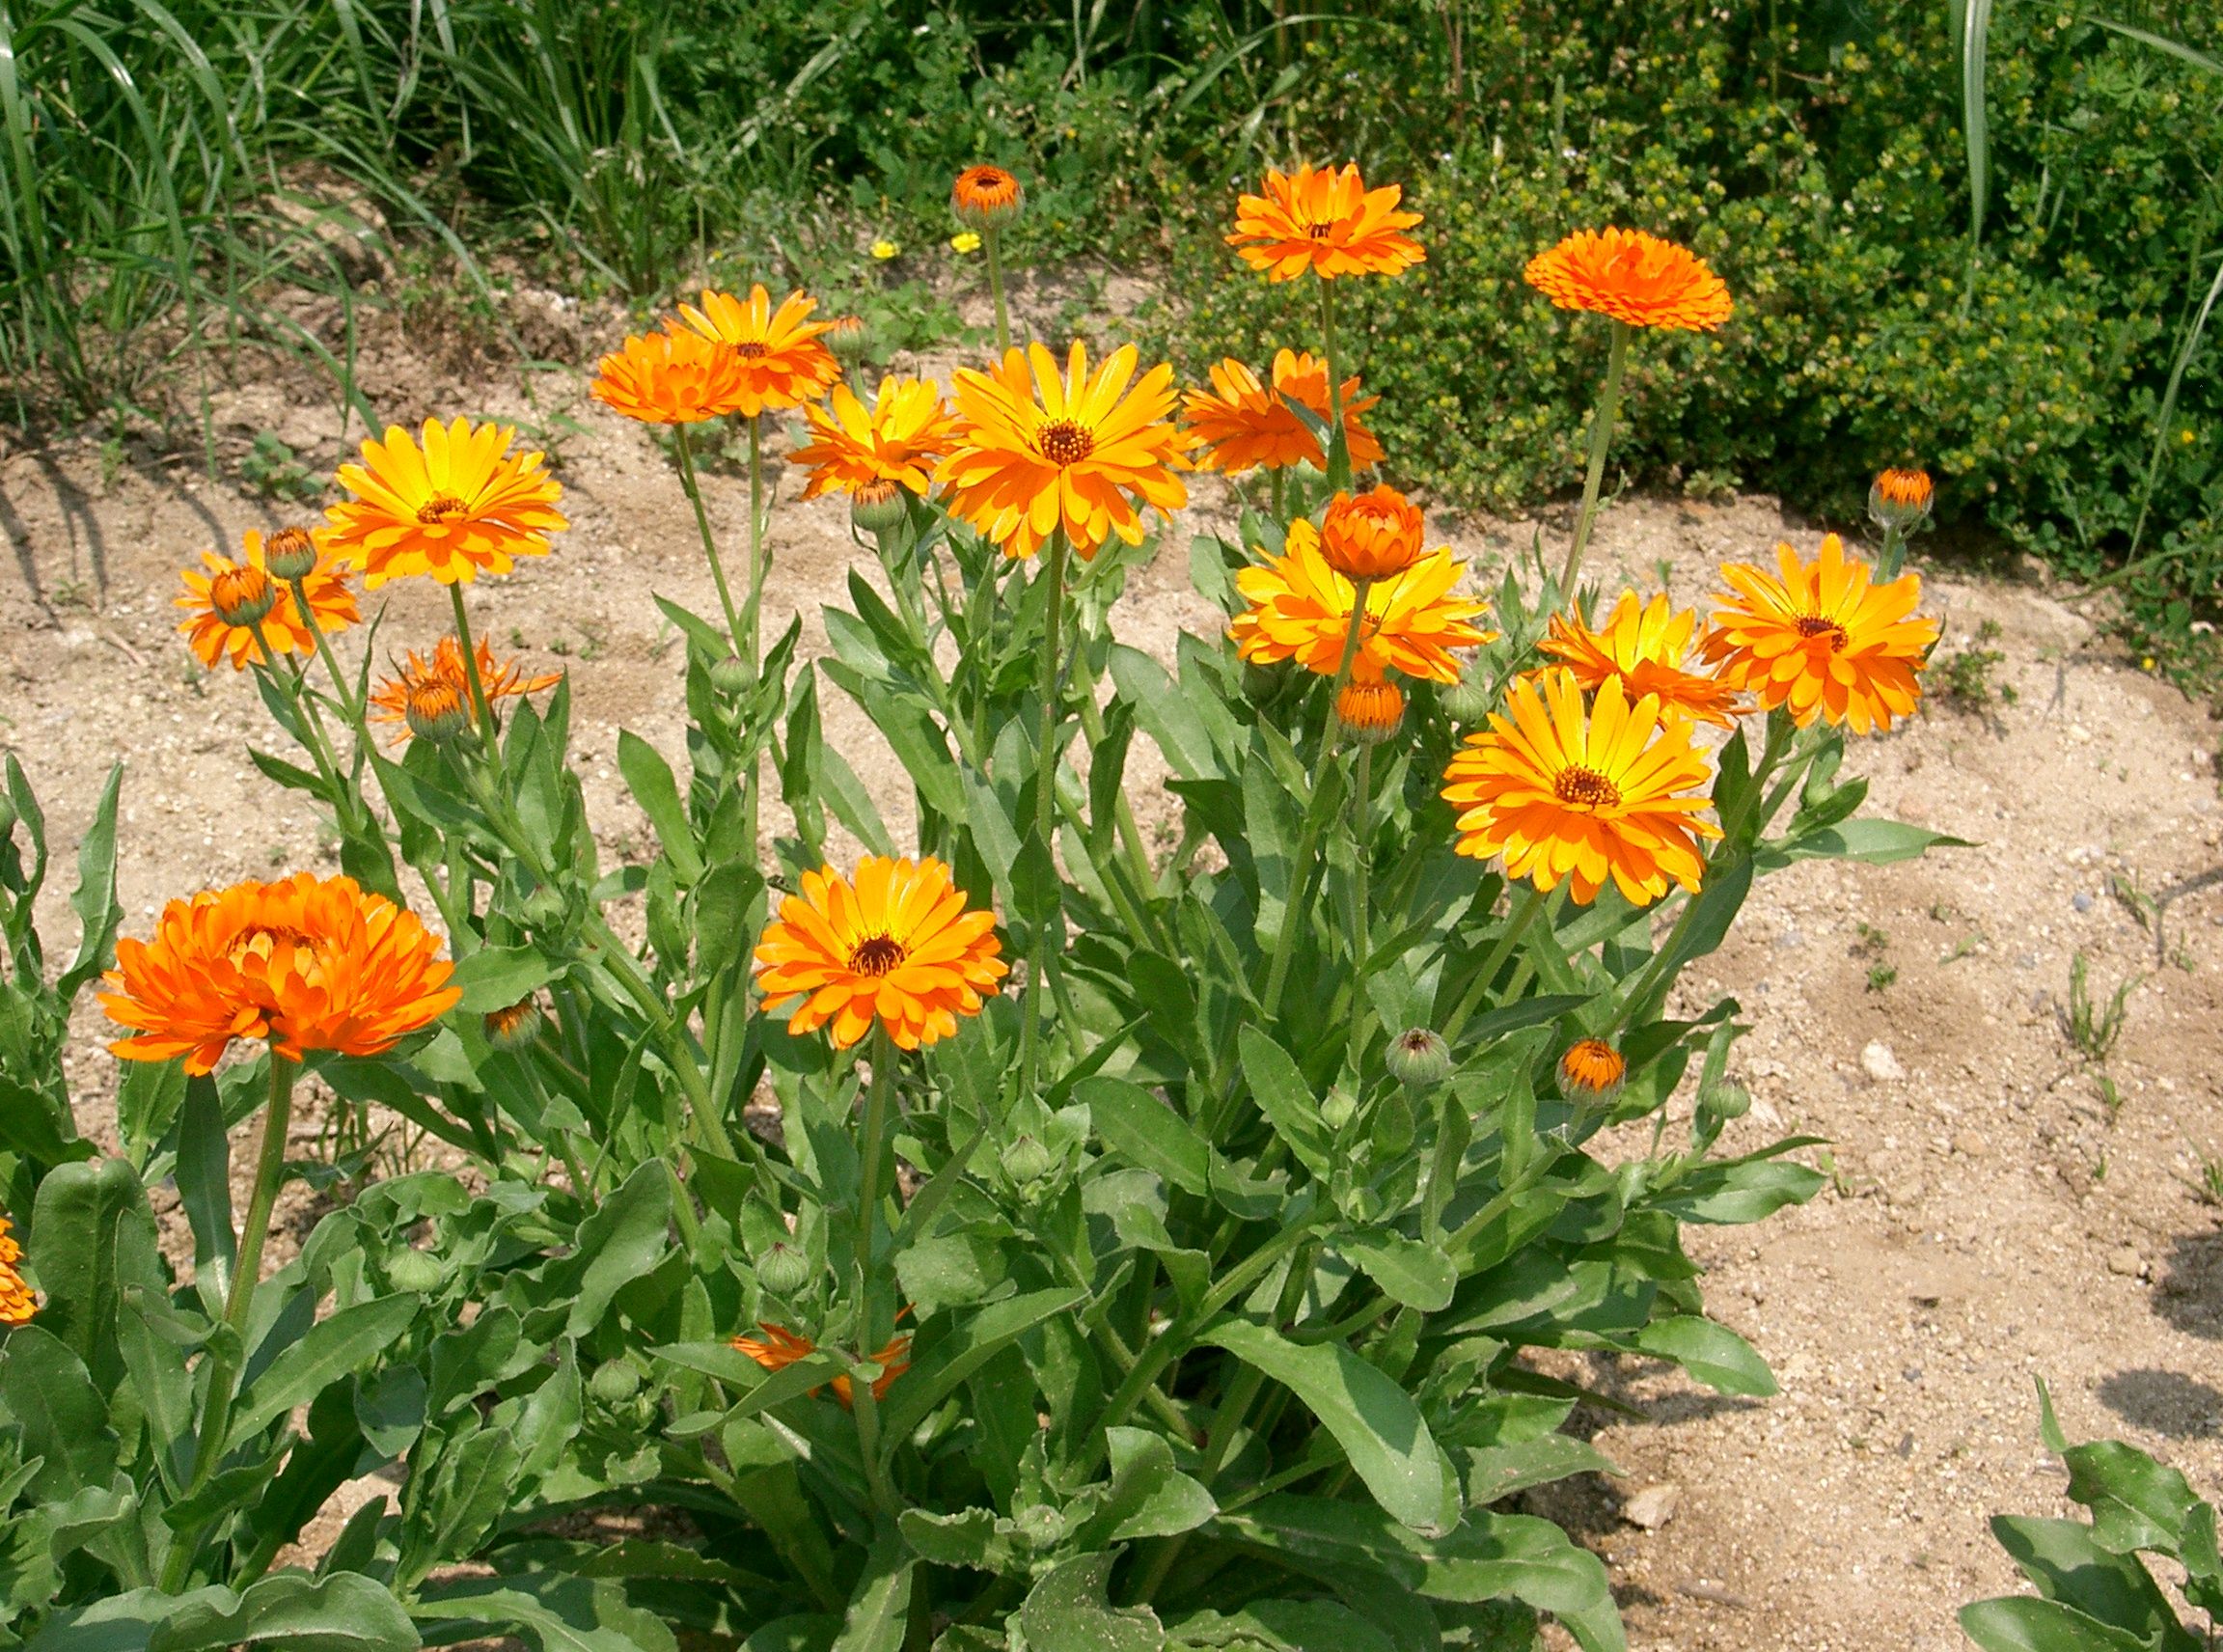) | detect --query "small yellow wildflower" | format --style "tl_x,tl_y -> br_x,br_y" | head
870,239 -> 899,261
950,232 -> 983,255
